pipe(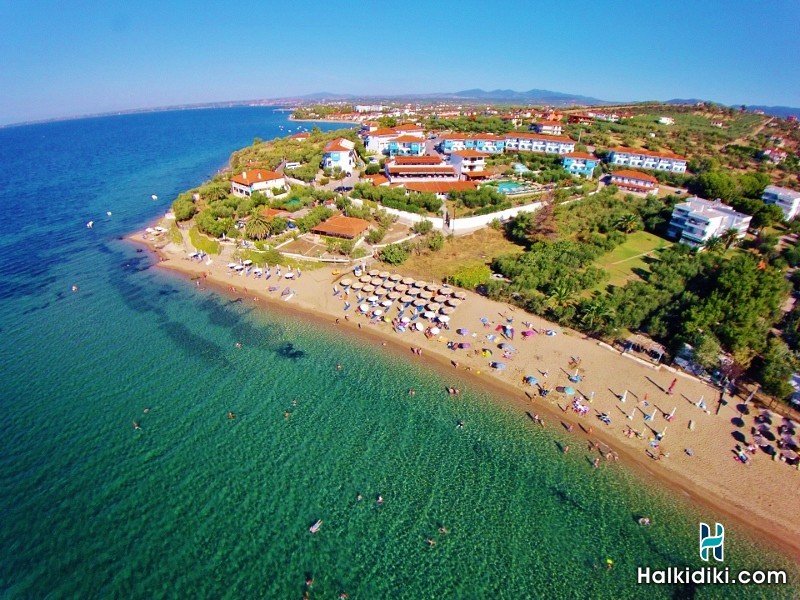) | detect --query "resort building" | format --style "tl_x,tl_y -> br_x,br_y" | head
610,169 -> 659,194
439,133 -> 505,154
449,149 -> 490,180
388,135 -> 426,157
310,214 -> 371,240
364,127 -> 425,156
290,132 -> 310,141
607,148 -> 688,173
322,138 -> 357,174
392,123 -> 426,137
504,132 -> 575,155
363,128 -> 399,154
230,169 -> 286,198
384,155 -> 457,183
761,148 -> 788,164
561,152 -> 599,177
531,120 -> 563,136
567,113 -> 594,125
762,185 -> 800,221
667,197 -> 752,248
